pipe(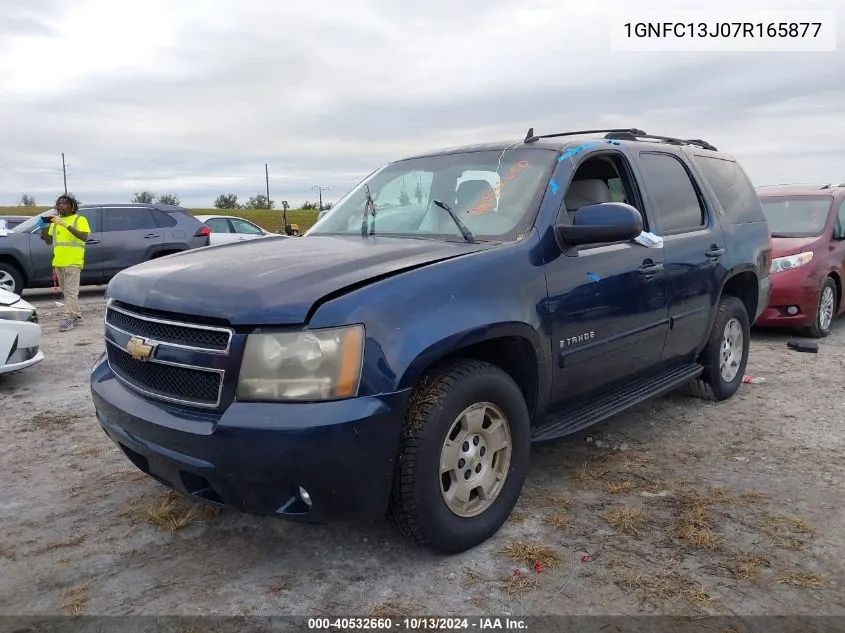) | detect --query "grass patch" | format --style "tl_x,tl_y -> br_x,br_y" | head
501,574 -> 539,597
508,512 -> 528,523
62,584 -> 88,615
604,480 -> 636,495
31,412 -> 83,431
726,552 -> 770,580
499,541 -> 564,570
778,571 -> 827,589
128,491 -> 219,532
673,492 -> 722,551
45,533 -> 87,552
616,568 -> 713,607
370,601 -> 420,618
462,569 -> 484,587
762,514 -> 814,551
549,496 -> 572,510
543,515 -> 572,530
602,507 -> 651,536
